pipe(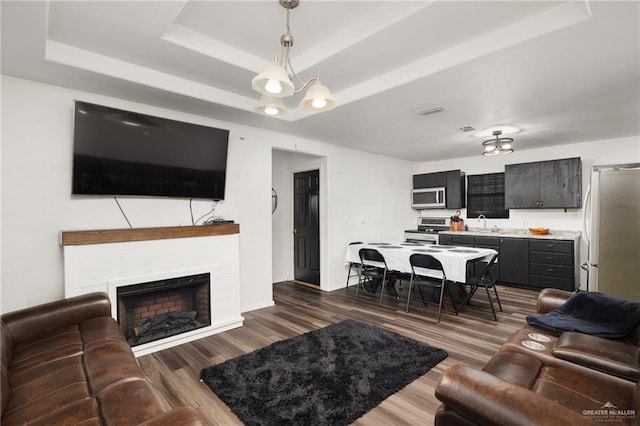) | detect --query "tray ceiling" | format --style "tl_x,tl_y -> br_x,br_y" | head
2,1 -> 638,160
